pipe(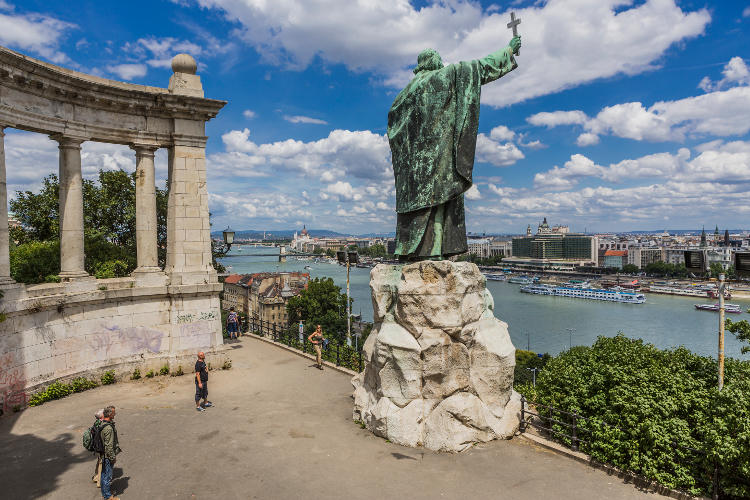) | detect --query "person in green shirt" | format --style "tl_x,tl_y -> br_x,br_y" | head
99,405 -> 122,500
